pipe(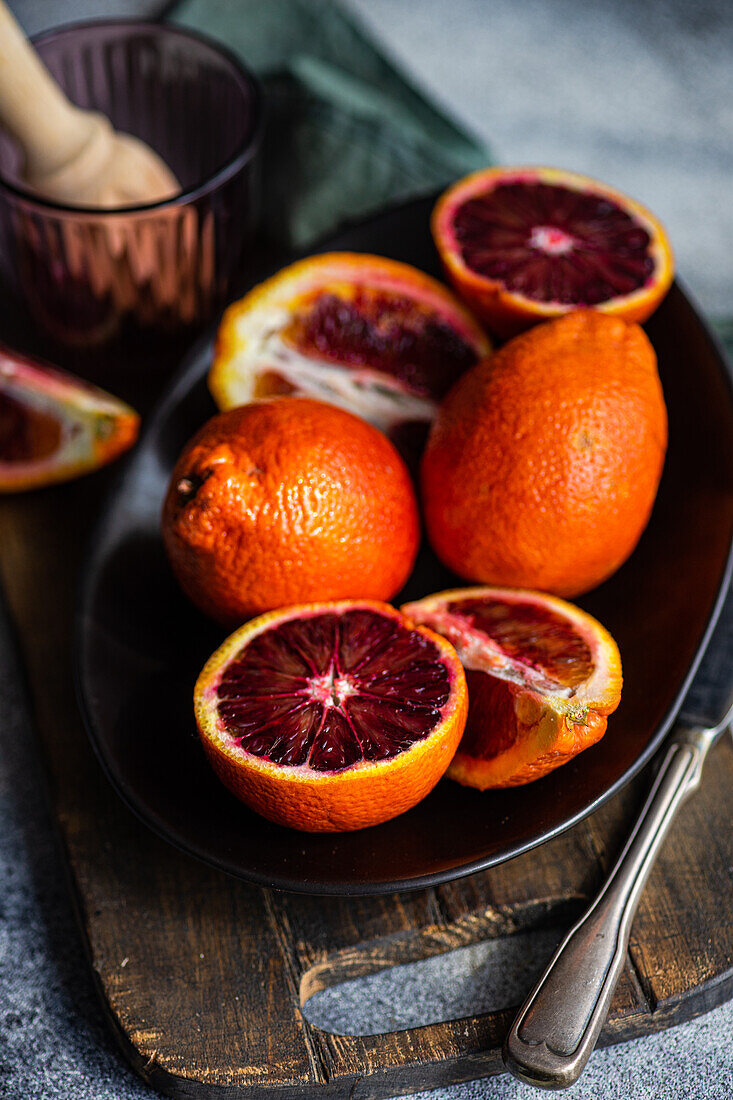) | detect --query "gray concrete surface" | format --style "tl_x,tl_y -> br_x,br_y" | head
2,1 -> 733,1098
348,0 -> 733,322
